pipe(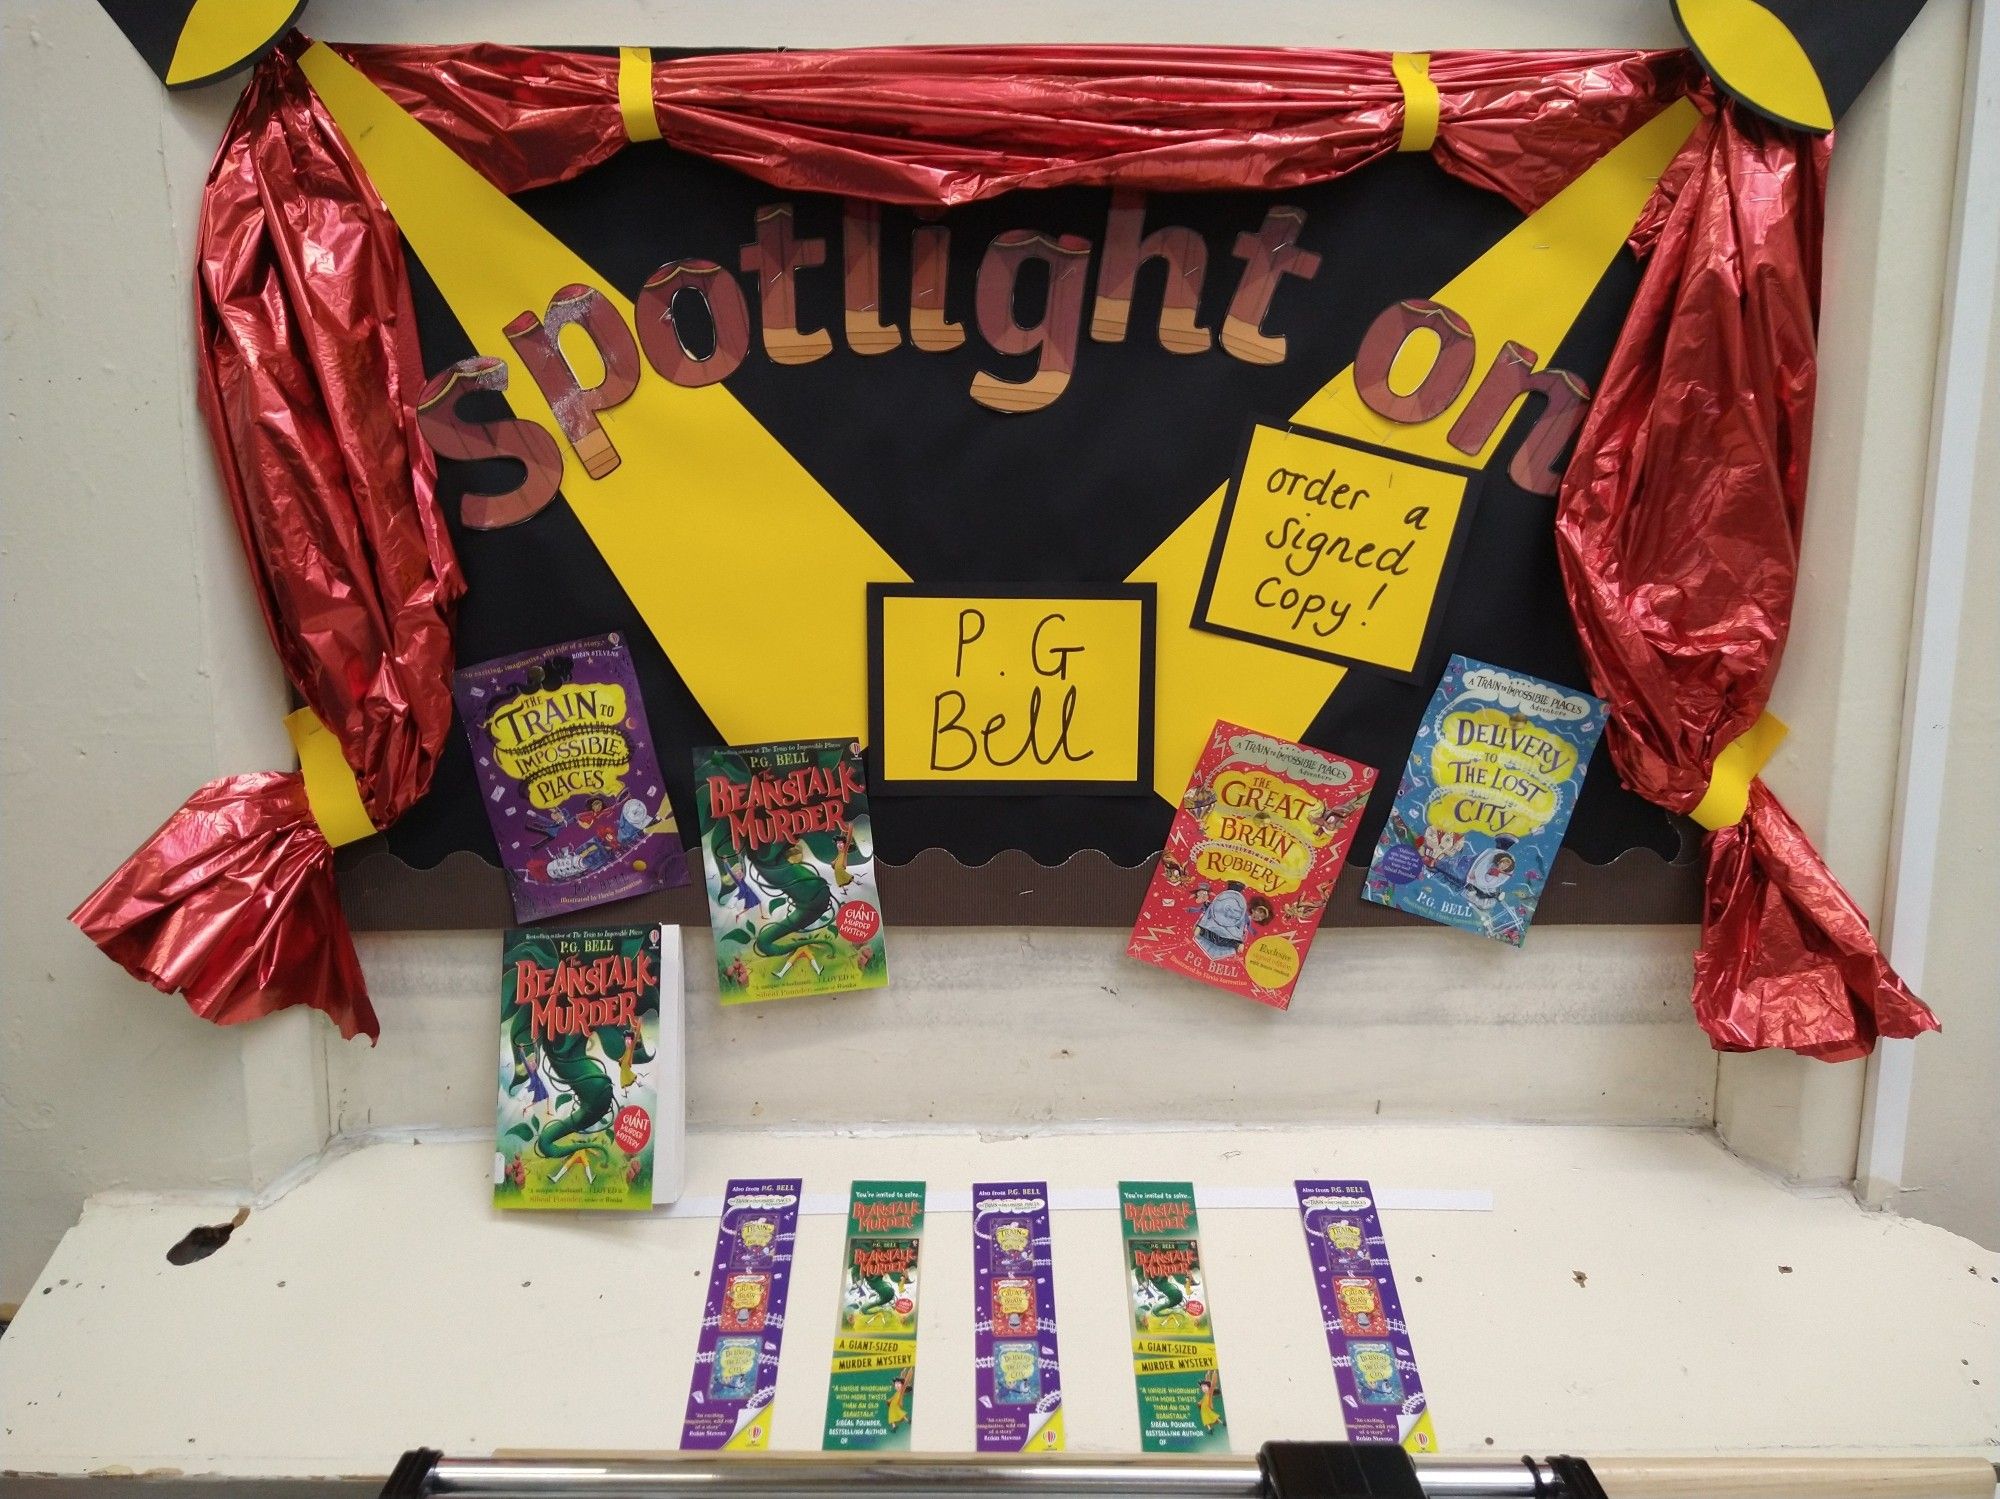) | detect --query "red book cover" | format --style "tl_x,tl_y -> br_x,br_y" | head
1127,721 -> 1376,1009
